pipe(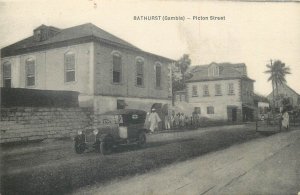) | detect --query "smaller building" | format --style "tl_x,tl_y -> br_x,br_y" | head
185,62 -> 256,122
267,83 -> 300,110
